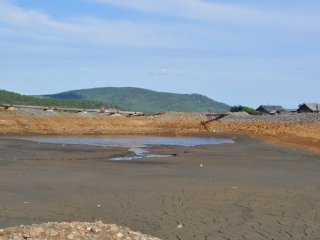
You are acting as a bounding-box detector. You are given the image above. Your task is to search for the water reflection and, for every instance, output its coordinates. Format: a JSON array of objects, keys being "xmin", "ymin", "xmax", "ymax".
[{"xmin": 27, "ymin": 136, "xmax": 234, "ymax": 161}]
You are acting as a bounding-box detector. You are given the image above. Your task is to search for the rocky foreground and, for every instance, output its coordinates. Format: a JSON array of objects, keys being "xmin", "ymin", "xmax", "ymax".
[{"xmin": 0, "ymin": 222, "xmax": 161, "ymax": 240}]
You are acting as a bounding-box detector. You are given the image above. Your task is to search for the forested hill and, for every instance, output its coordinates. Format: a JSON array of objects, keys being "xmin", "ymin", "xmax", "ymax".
[
  {"xmin": 0, "ymin": 90, "xmax": 117, "ymax": 109},
  {"xmin": 46, "ymin": 87, "xmax": 230, "ymax": 113}
]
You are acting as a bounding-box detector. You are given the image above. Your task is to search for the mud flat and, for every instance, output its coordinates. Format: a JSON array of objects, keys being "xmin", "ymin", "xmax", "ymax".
[{"xmin": 0, "ymin": 136, "xmax": 319, "ymax": 240}]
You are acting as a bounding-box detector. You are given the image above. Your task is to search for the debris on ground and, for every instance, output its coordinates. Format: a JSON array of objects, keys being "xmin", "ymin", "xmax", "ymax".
[{"xmin": 0, "ymin": 222, "xmax": 161, "ymax": 240}]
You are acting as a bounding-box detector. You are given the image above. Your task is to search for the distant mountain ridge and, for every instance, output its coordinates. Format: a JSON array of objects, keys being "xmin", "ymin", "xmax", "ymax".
[
  {"xmin": 45, "ymin": 87, "xmax": 230, "ymax": 113},
  {"xmin": 0, "ymin": 90, "xmax": 117, "ymax": 109}
]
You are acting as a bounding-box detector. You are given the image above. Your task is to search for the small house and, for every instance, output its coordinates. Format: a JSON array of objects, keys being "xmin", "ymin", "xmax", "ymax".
[
  {"xmin": 256, "ymin": 105, "xmax": 285, "ymax": 115},
  {"xmin": 298, "ymin": 103, "xmax": 320, "ymax": 113}
]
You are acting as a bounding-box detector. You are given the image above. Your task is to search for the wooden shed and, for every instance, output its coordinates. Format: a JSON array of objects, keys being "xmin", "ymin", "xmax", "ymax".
[
  {"xmin": 298, "ymin": 103, "xmax": 320, "ymax": 113},
  {"xmin": 256, "ymin": 105, "xmax": 285, "ymax": 115}
]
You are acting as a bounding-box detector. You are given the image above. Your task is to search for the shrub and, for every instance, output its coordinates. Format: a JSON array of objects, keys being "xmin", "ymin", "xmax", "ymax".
[{"xmin": 230, "ymin": 105, "xmax": 260, "ymax": 115}]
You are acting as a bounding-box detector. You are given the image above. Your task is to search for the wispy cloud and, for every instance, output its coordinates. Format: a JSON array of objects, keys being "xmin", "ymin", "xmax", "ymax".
[
  {"xmin": 0, "ymin": 0, "xmax": 179, "ymax": 49},
  {"xmin": 91, "ymin": 0, "xmax": 320, "ymax": 30}
]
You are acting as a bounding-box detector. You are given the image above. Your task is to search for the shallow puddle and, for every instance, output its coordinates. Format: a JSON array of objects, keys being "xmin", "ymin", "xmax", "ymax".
[{"xmin": 25, "ymin": 136, "xmax": 234, "ymax": 160}]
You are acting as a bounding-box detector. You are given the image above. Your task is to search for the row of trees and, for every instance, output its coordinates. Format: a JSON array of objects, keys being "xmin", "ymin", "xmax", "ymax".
[{"xmin": 0, "ymin": 90, "xmax": 119, "ymax": 109}]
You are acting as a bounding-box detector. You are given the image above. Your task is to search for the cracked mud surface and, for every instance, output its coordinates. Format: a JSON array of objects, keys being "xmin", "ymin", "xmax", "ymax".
[{"xmin": 0, "ymin": 137, "xmax": 319, "ymax": 239}]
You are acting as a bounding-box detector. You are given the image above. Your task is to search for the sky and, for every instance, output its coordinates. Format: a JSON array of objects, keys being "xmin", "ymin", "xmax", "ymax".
[{"xmin": 0, "ymin": 0, "xmax": 319, "ymax": 108}]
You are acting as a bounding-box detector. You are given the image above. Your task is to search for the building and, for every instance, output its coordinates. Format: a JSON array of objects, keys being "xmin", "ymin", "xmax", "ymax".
[
  {"xmin": 298, "ymin": 103, "xmax": 320, "ymax": 113},
  {"xmin": 256, "ymin": 105, "xmax": 285, "ymax": 115}
]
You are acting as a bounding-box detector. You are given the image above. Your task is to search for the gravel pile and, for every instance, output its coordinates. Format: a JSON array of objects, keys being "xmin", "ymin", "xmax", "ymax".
[
  {"xmin": 224, "ymin": 112, "xmax": 320, "ymax": 124},
  {"xmin": 0, "ymin": 222, "xmax": 161, "ymax": 240}
]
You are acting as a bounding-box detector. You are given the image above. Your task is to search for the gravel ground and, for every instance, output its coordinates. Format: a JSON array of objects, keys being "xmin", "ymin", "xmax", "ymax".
[
  {"xmin": 0, "ymin": 222, "xmax": 160, "ymax": 240},
  {"xmin": 224, "ymin": 112, "xmax": 320, "ymax": 124},
  {"xmin": 15, "ymin": 108, "xmax": 102, "ymax": 117},
  {"xmin": 11, "ymin": 108, "xmax": 320, "ymax": 124}
]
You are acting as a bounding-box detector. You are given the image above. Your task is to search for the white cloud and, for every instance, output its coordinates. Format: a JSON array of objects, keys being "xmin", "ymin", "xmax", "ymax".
[
  {"xmin": 91, "ymin": 0, "xmax": 320, "ymax": 30},
  {"xmin": 0, "ymin": 1, "xmax": 180, "ymax": 49},
  {"xmin": 0, "ymin": 0, "xmax": 318, "ymax": 56}
]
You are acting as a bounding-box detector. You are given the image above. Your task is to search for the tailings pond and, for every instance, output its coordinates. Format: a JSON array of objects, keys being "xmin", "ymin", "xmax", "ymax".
[{"xmin": 24, "ymin": 136, "xmax": 235, "ymax": 160}]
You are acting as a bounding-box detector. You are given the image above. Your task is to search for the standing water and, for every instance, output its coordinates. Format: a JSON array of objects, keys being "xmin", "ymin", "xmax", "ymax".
[{"xmin": 25, "ymin": 136, "xmax": 235, "ymax": 160}]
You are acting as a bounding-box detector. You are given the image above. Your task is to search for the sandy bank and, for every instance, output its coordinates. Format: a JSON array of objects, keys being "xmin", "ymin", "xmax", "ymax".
[{"xmin": 0, "ymin": 111, "xmax": 319, "ymax": 153}]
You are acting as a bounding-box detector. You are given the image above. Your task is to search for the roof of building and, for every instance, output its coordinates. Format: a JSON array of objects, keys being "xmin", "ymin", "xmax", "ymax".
[
  {"xmin": 300, "ymin": 103, "xmax": 320, "ymax": 111},
  {"xmin": 257, "ymin": 105, "xmax": 285, "ymax": 112}
]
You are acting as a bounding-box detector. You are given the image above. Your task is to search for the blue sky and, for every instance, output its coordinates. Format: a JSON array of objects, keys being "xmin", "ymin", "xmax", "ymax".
[{"xmin": 0, "ymin": 0, "xmax": 319, "ymax": 108}]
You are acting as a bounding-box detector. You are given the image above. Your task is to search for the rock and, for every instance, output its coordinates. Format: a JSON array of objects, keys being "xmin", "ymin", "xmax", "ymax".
[
  {"xmin": 22, "ymin": 233, "xmax": 31, "ymax": 239},
  {"xmin": 11, "ymin": 236, "xmax": 19, "ymax": 240},
  {"xmin": 46, "ymin": 222, "xmax": 54, "ymax": 227},
  {"xmin": 90, "ymin": 227, "xmax": 100, "ymax": 233},
  {"xmin": 29, "ymin": 227, "xmax": 44, "ymax": 238},
  {"xmin": 67, "ymin": 233, "xmax": 74, "ymax": 239},
  {"xmin": 139, "ymin": 235, "xmax": 149, "ymax": 240},
  {"xmin": 177, "ymin": 224, "xmax": 183, "ymax": 229},
  {"xmin": 89, "ymin": 236, "xmax": 102, "ymax": 240},
  {"xmin": 48, "ymin": 229, "xmax": 59, "ymax": 237},
  {"xmin": 116, "ymin": 232, "xmax": 124, "ymax": 238}
]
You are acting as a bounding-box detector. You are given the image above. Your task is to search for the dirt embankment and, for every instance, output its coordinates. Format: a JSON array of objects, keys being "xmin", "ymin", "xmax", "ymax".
[{"xmin": 0, "ymin": 111, "xmax": 319, "ymax": 153}]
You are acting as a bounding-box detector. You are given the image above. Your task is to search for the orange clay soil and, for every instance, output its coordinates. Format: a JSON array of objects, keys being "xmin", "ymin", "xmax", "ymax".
[{"xmin": 0, "ymin": 112, "xmax": 319, "ymax": 154}]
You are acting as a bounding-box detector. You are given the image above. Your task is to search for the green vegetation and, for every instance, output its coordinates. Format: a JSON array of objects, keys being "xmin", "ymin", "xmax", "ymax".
[
  {"xmin": 0, "ymin": 90, "xmax": 117, "ymax": 109},
  {"xmin": 230, "ymin": 105, "xmax": 260, "ymax": 115},
  {"xmin": 46, "ymin": 87, "xmax": 230, "ymax": 113}
]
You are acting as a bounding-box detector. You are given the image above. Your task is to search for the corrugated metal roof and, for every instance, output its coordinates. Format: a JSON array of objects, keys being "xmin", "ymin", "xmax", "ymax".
[
  {"xmin": 257, "ymin": 105, "xmax": 285, "ymax": 112},
  {"xmin": 303, "ymin": 103, "xmax": 320, "ymax": 111}
]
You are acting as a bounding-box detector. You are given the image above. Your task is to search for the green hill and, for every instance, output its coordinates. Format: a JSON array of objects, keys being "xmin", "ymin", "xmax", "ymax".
[
  {"xmin": 0, "ymin": 90, "xmax": 117, "ymax": 109},
  {"xmin": 45, "ymin": 87, "xmax": 230, "ymax": 113}
]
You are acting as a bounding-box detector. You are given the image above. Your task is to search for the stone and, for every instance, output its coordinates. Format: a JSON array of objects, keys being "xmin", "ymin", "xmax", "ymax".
[
  {"xmin": 11, "ymin": 235, "xmax": 22, "ymax": 240},
  {"xmin": 140, "ymin": 235, "xmax": 149, "ymax": 240},
  {"xmin": 90, "ymin": 227, "xmax": 100, "ymax": 233},
  {"xmin": 67, "ymin": 233, "xmax": 74, "ymax": 239},
  {"xmin": 89, "ymin": 236, "xmax": 102, "ymax": 240},
  {"xmin": 116, "ymin": 232, "xmax": 124, "ymax": 238},
  {"xmin": 177, "ymin": 224, "xmax": 183, "ymax": 229},
  {"xmin": 46, "ymin": 222, "xmax": 54, "ymax": 227},
  {"xmin": 22, "ymin": 233, "xmax": 31, "ymax": 239},
  {"xmin": 48, "ymin": 229, "xmax": 59, "ymax": 237},
  {"xmin": 29, "ymin": 227, "xmax": 44, "ymax": 238}
]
